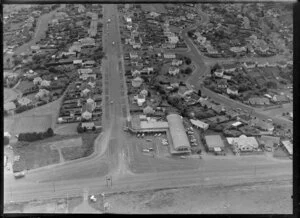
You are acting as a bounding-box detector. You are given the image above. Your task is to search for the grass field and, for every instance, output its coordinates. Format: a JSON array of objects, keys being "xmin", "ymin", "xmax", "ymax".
[
  {"xmin": 12, "ymin": 115, "xmax": 52, "ymax": 134},
  {"xmin": 61, "ymin": 133, "xmax": 98, "ymax": 161},
  {"xmin": 4, "ymin": 88, "xmax": 20, "ymax": 103}
]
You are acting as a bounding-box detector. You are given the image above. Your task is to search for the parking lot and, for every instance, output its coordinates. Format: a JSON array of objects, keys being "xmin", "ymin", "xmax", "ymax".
[{"xmin": 124, "ymin": 131, "xmax": 200, "ymax": 174}]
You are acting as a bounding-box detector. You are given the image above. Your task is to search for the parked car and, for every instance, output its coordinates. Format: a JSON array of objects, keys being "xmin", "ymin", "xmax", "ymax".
[
  {"xmin": 146, "ymin": 139, "xmax": 152, "ymax": 142},
  {"xmin": 148, "ymin": 147, "xmax": 154, "ymax": 151},
  {"xmin": 142, "ymin": 149, "xmax": 150, "ymax": 153},
  {"xmin": 180, "ymin": 156, "xmax": 187, "ymax": 159}
]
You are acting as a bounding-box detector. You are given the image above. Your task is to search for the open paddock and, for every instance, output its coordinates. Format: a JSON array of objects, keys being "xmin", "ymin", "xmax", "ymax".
[{"xmin": 12, "ymin": 115, "xmax": 52, "ymax": 135}]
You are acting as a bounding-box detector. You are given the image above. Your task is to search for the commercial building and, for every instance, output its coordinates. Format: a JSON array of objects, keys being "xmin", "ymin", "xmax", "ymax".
[
  {"xmin": 227, "ymin": 135, "xmax": 259, "ymax": 152},
  {"xmin": 167, "ymin": 114, "xmax": 191, "ymax": 153},
  {"xmin": 190, "ymin": 119, "xmax": 209, "ymax": 130},
  {"xmin": 204, "ymin": 135, "xmax": 225, "ymax": 152}
]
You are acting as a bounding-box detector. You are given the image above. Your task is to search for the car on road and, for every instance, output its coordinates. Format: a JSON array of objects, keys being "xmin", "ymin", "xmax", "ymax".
[
  {"xmin": 142, "ymin": 149, "xmax": 150, "ymax": 153},
  {"xmin": 180, "ymin": 156, "xmax": 187, "ymax": 159},
  {"xmin": 157, "ymin": 133, "xmax": 161, "ymax": 137},
  {"xmin": 112, "ymin": 41, "xmax": 115, "ymax": 45},
  {"xmin": 14, "ymin": 171, "xmax": 25, "ymax": 179},
  {"xmin": 148, "ymin": 147, "xmax": 154, "ymax": 151}
]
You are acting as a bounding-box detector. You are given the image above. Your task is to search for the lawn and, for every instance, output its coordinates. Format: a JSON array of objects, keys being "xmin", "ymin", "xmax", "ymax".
[
  {"xmin": 12, "ymin": 115, "xmax": 52, "ymax": 135},
  {"xmin": 61, "ymin": 133, "xmax": 98, "ymax": 161},
  {"xmin": 4, "ymin": 88, "xmax": 20, "ymax": 103},
  {"xmin": 12, "ymin": 135, "xmax": 78, "ymax": 172},
  {"xmin": 15, "ymin": 80, "xmax": 35, "ymax": 93}
]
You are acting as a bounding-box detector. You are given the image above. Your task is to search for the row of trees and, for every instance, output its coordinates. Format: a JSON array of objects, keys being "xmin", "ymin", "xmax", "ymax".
[{"xmin": 18, "ymin": 128, "xmax": 54, "ymax": 142}]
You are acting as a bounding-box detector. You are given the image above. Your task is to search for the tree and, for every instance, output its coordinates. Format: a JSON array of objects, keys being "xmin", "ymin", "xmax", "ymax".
[
  {"xmin": 185, "ymin": 57, "xmax": 192, "ymax": 65},
  {"xmin": 4, "ymin": 136, "xmax": 9, "ymax": 146},
  {"xmin": 187, "ymin": 30, "xmax": 194, "ymax": 38},
  {"xmin": 83, "ymin": 127, "xmax": 87, "ymax": 132},
  {"xmin": 47, "ymin": 128, "xmax": 54, "ymax": 137},
  {"xmin": 77, "ymin": 124, "xmax": 84, "ymax": 133},
  {"xmin": 185, "ymin": 67, "xmax": 192, "ymax": 74},
  {"xmin": 198, "ymin": 90, "xmax": 202, "ymax": 96}
]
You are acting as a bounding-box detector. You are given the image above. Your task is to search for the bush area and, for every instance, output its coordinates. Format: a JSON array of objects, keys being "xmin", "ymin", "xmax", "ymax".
[
  {"xmin": 4, "ymin": 136, "xmax": 10, "ymax": 145},
  {"xmin": 18, "ymin": 128, "xmax": 54, "ymax": 142},
  {"xmin": 61, "ymin": 133, "xmax": 98, "ymax": 161}
]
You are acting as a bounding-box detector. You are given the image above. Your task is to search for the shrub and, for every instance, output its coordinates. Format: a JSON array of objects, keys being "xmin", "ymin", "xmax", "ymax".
[{"xmin": 4, "ymin": 136, "xmax": 9, "ymax": 146}]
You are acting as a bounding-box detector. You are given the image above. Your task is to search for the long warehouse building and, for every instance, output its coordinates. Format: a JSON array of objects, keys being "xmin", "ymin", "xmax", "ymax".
[{"xmin": 166, "ymin": 113, "xmax": 191, "ymax": 153}]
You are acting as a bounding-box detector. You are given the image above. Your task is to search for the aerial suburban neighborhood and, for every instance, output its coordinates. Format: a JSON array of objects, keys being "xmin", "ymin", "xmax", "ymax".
[{"xmin": 4, "ymin": 3, "xmax": 293, "ymax": 214}]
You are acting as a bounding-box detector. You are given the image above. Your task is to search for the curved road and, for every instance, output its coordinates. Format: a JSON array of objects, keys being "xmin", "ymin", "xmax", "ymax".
[{"xmin": 4, "ymin": 5, "xmax": 292, "ymax": 206}]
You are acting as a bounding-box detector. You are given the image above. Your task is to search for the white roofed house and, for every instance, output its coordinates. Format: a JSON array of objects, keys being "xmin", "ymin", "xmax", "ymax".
[
  {"xmin": 132, "ymin": 76, "xmax": 143, "ymax": 88},
  {"xmin": 136, "ymin": 94, "xmax": 146, "ymax": 106},
  {"xmin": 227, "ymin": 135, "xmax": 259, "ymax": 152},
  {"xmin": 73, "ymin": 59, "xmax": 83, "ymax": 65},
  {"xmin": 172, "ymin": 59, "xmax": 183, "ymax": 66},
  {"xmin": 132, "ymin": 43, "xmax": 141, "ymax": 49},
  {"xmin": 79, "ymin": 37, "xmax": 95, "ymax": 47},
  {"xmin": 226, "ymin": 87, "xmax": 239, "ymax": 95},
  {"xmin": 243, "ymin": 61, "xmax": 256, "ymax": 69},
  {"xmin": 17, "ymin": 97, "xmax": 32, "ymax": 106},
  {"xmin": 86, "ymin": 97, "xmax": 96, "ymax": 111},
  {"xmin": 130, "ymin": 52, "xmax": 138, "ymax": 59},
  {"xmin": 35, "ymin": 89, "xmax": 50, "ymax": 100},
  {"xmin": 164, "ymin": 53, "xmax": 176, "ymax": 59},
  {"xmin": 214, "ymin": 69, "xmax": 224, "ymax": 77},
  {"xmin": 281, "ymin": 140, "xmax": 293, "ymax": 156},
  {"xmin": 81, "ymin": 88, "xmax": 91, "ymax": 97},
  {"xmin": 190, "ymin": 119, "xmax": 209, "ymax": 131},
  {"xmin": 40, "ymin": 80, "xmax": 51, "ymax": 87},
  {"xmin": 132, "ymin": 69, "xmax": 141, "ymax": 77},
  {"xmin": 33, "ymin": 76, "xmax": 43, "ymax": 85},
  {"xmin": 140, "ymin": 89, "xmax": 148, "ymax": 97},
  {"xmin": 168, "ymin": 36, "xmax": 179, "ymax": 44},
  {"xmin": 81, "ymin": 103, "xmax": 93, "ymax": 121},
  {"xmin": 168, "ymin": 67, "xmax": 180, "ymax": 76}
]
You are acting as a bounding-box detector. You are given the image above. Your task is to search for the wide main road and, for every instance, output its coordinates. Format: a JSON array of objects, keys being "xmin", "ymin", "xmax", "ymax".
[{"xmin": 4, "ymin": 5, "xmax": 292, "ymax": 206}]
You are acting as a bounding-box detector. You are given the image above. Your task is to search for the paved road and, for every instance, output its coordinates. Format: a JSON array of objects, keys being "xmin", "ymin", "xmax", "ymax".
[{"xmin": 4, "ymin": 5, "xmax": 292, "ymax": 207}]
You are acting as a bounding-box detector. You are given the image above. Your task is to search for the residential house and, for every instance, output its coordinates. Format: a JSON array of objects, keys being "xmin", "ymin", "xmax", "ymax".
[
  {"xmin": 136, "ymin": 94, "xmax": 146, "ymax": 106},
  {"xmin": 33, "ymin": 76, "xmax": 43, "ymax": 85},
  {"xmin": 226, "ymin": 87, "xmax": 239, "ymax": 95},
  {"xmin": 79, "ymin": 37, "xmax": 95, "ymax": 47},
  {"xmin": 168, "ymin": 36, "xmax": 179, "ymax": 44},
  {"xmin": 73, "ymin": 59, "xmax": 83, "ymax": 65},
  {"xmin": 17, "ymin": 97, "xmax": 31, "ymax": 106},
  {"xmin": 140, "ymin": 89, "xmax": 148, "ymax": 97},
  {"xmin": 223, "ymin": 64, "xmax": 237, "ymax": 73},
  {"xmin": 257, "ymin": 135, "xmax": 280, "ymax": 150},
  {"xmin": 204, "ymin": 135, "xmax": 225, "ymax": 152},
  {"xmin": 132, "ymin": 69, "xmax": 141, "ymax": 77},
  {"xmin": 83, "ymin": 60, "xmax": 96, "ymax": 67},
  {"xmin": 132, "ymin": 76, "xmax": 143, "ymax": 88},
  {"xmin": 281, "ymin": 140, "xmax": 293, "ymax": 155},
  {"xmin": 130, "ymin": 52, "xmax": 138, "ymax": 59},
  {"xmin": 78, "ymin": 68, "xmax": 93, "ymax": 75},
  {"xmin": 40, "ymin": 80, "xmax": 51, "ymax": 87},
  {"xmin": 271, "ymin": 95, "xmax": 289, "ymax": 103},
  {"xmin": 80, "ymin": 73, "xmax": 96, "ymax": 80},
  {"xmin": 163, "ymin": 53, "xmax": 176, "ymax": 59},
  {"xmin": 86, "ymin": 97, "xmax": 96, "ymax": 111},
  {"xmin": 267, "ymin": 62, "xmax": 277, "ymax": 67},
  {"xmin": 81, "ymin": 122, "xmax": 95, "ymax": 130},
  {"xmin": 277, "ymin": 61, "xmax": 287, "ymax": 68},
  {"xmin": 35, "ymin": 89, "xmax": 50, "ymax": 100},
  {"xmin": 257, "ymin": 62, "xmax": 267, "ymax": 68},
  {"xmin": 230, "ymin": 46, "xmax": 246, "ymax": 54},
  {"xmin": 143, "ymin": 105, "xmax": 155, "ymax": 115},
  {"xmin": 81, "ymin": 88, "xmax": 91, "ymax": 97},
  {"xmin": 222, "ymin": 75, "xmax": 232, "ymax": 80},
  {"xmin": 172, "ymin": 59, "xmax": 183, "ymax": 66},
  {"xmin": 248, "ymin": 97, "xmax": 270, "ymax": 105},
  {"xmin": 227, "ymin": 135, "xmax": 259, "ymax": 152},
  {"xmin": 81, "ymin": 103, "xmax": 93, "ymax": 120},
  {"xmin": 168, "ymin": 67, "xmax": 180, "ymax": 76},
  {"xmin": 237, "ymin": 114, "xmax": 252, "ymax": 124},
  {"xmin": 243, "ymin": 61, "xmax": 256, "ymax": 69},
  {"xmin": 250, "ymin": 118, "xmax": 274, "ymax": 132},
  {"xmin": 226, "ymin": 109, "xmax": 239, "ymax": 119},
  {"xmin": 214, "ymin": 69, "xmax": 224, "ymax": 77},
  {"xmin": 190, "ymin": 119, "xmax": 209, "ymax": 130}
]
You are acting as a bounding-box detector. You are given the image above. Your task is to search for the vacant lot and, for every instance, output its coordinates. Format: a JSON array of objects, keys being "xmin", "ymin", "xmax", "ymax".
[
  {"xmin": 12, "ymin": 115, "xmax": 52, "ymax": 135},
  {"xmin": 61, "ymin": 133, "xmax": 98, "ymax": 161}
]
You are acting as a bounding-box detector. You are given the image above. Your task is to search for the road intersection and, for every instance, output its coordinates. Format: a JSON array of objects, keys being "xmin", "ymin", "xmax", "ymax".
[{"xmin": 4, "ymin": 5, "xmax": 292, "ymax": 208}]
